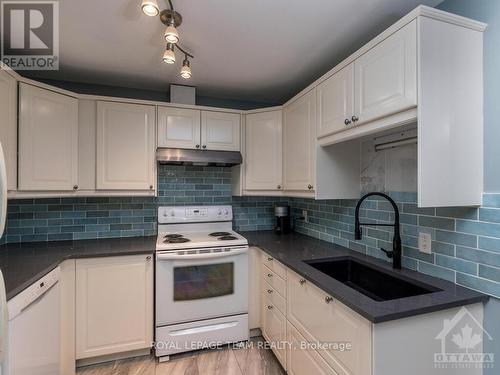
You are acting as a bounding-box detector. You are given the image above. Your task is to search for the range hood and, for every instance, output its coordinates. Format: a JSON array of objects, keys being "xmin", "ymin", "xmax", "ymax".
[{"xmin": 157, "ymin": 148, "xmax": 242, "ymax": 167}]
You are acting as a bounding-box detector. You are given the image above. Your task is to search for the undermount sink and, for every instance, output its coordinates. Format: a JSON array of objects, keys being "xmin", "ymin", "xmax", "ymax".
[{"xmin": 304, "ymin": 257, "xmax": 440, "ymax": 302}]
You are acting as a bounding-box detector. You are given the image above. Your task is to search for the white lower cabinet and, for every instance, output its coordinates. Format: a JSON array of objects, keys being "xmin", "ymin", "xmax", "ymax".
[
  {"xmin": 258, "ymin": 249, "xmax": 371, "ymax": 375},
  {"xmin": 287, "ymin": 270, "xmax": 372, "ymax": 375},
  {"xmin": 261, "ymin": 293, "xmax": 287, "ymax": 369},
  {"xmin": 287, "ymin": 322, "xmax": 338, "ymax": 375},
  {"xmin": 75, "ymin": 255, "xmax": 154, "ymax": 359},
  {"xmin": 248, "ymin": 247, "xmax": 261, "ymax": 330}
]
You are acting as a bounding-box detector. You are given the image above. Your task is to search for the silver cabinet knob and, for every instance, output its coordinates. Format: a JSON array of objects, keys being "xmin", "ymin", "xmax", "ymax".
[
  {"xmin": 267, "ymin": 273, "xmax": 273, "ymax": 278},
  {"xmin": 299, "ymin": 279, "xmax": 306, "ymax": 285},
  {"xmin": 267, "ymin": 305, "xmax": 273, "ymax": 310},
  {"xmin": 351, "ymin": 115, "xmax": 359, "ymax": 123},
  {"xmin": 196, "ymin": 144, "xmax": 200, "ymax": 148},
  {"xmin": 307, "ymin": 184, "xmax": 313, "ymax": 190},
  {"xmin": 344, "ymin": 118, "xmax": 351, "ymax": 125},
  {"xmin": 73, "ymin": 185, "xmax": 79, "ymax": 190},
  {"xmin": 267, "ymin": 289, "xmax": 273, "ymax": 294},
  {"xmin": 146, "ymin": 255, "xmax": 152, "ymax": 261},
  {"xmin": 325, "ymin": 296, "xmax": 334, "ymax": 304},
  {"xmin": 202, "ymin": 145, "xmax": 207, "ymax": 149},
  {"xmin": 267, "ymin": 257, "xmax": 273, "ymax": 262}
]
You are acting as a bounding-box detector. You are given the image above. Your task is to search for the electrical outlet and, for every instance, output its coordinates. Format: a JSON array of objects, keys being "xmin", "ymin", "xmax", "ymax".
[
  {"xmin": 302, "ymin": 210, "xmax": 308, "ymax": 223},
  {"xmin": 419, "ymin": 232, "xmax": 432, "ymax": 254}
]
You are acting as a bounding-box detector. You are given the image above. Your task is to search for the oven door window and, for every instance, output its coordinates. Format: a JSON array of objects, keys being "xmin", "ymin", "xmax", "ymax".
[{"xmin": 173, "ymin": 262, "xmax": 234, "ymax": 301}]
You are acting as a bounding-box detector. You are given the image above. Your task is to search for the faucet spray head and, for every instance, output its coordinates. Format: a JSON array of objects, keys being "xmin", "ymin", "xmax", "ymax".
[{"xmin": 354, "ymin": 225, "xmax": 362, "ymax": 240}]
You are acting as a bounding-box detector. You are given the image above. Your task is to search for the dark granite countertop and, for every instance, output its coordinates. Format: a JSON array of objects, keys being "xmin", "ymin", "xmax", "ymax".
[
  {"xmin": 0, "ymin": 236, "xmax": 156, "ymax": 300},
  {"xmin": 241, "ymin": 230, "xmax": 489, "ymax": 323}
]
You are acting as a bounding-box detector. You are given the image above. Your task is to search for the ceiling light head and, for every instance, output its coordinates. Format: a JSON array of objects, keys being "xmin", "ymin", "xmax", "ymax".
[
  {"xmin": 180, "ymin": 57, "xmax": 192, "ymax": 79},
  {"xmin": 164, "ymin": 24, "xmax": 179, "ymax": 44},
  {"xmin": 163, "ymin": 43, "xmax": 176, "ymax": 64},
  {"xmin": 141, "ymin": 0, "xmax": 159, "ymax": 16}
]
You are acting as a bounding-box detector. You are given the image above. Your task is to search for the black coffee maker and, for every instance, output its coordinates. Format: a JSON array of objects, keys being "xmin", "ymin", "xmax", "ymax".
[{"xmin": 274, "ymin": 205, "xmax": 291, "ymax": 234}]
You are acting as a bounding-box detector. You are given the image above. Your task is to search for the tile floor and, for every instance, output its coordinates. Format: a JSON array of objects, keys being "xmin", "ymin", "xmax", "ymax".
[{"xmin": 77, "ymin": 338, "xmax": 285, "ymax": 375}]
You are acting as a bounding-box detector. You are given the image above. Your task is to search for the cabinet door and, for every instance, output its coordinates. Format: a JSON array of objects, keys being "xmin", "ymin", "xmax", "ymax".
[
  {"xmin": 157, "ymin": 107, "xmax": 200, "ymax": 149},
  {"xmin": 287, "ymin": 322, "xmax": 338, "ymax": 375},
  {"xmin": 201, "ymin": 111, "xmax": 240, "ymax": 151},
  {"xmin": 96, "ymin": 101, "xmax": 155, "ymax": 190},
  {"xmin": 317, "ymin": 63, "xmax": 354, "ymax": 138},
  {"xmin": 261, "ymin": 294, "xmax": 287, "ymax": 369},
  {"xmin": 244, "ymin": 111, "xmax": 282, "ymax": 190},
  {"xmin": 283, "ymin": 90, "xmax": 316, "ymax": 192},
  {"xmin": 249, "ymin": 247, "xmax": 261, "ymax": 330},
  {"xmin": 0, "ymin": 70, "xmax": 17, "ymax": 190},
  {"xmin": 18, "ymin": 84, "xmax": 78, "ymax": 191},
  {"xmin": 287, "ymin": 271, "xmax": 372, "ymax": 375},
  {"xmin": 354, "ymin": 20, "xmax": 417, "ymax": 125},
  {"xmin": 76, "ymin": 255, "xmax": 153, "ymax": 359}
]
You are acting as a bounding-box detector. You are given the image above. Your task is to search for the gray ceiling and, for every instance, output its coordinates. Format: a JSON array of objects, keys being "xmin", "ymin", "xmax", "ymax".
[{"xmin": 24, "ymin": 0, "xmax": 443, "ymax": 104}]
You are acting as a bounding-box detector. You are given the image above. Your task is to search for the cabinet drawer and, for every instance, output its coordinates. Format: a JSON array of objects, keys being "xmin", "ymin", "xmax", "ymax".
[
  {"xmin": 287, "ymin": 322, "xmax": 339, "ymax": 375},
  {"xmin": 261, "ymin": 253, "xmax": 287, "ymax": 280},
  {"xmin": 261, "ymin": 279, "xmax": 286, "ymax": 315},
  {"xmin": 287, "ymin": 270, "xmax": 372, "ymax": 375},
  {"xmin": 261, "ymin": 293, "xmax": 287, "ymax": 370},
  {"xmin": 261, "ymin": 264, "xmax": 286, "ymax": 298}
]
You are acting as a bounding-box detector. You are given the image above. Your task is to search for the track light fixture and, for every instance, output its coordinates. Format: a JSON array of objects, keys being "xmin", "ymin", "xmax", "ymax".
[
  {"xmin": 141, "ymin": 0, "xmax": 194, "ymax": 79},
  {"xmin": 164, "ymin": 19, "xmax": 179, "ymax": 44},
  {"xmin": 163, "ymin": 43, "xmax": 176, "ymax": 64},
  {"xmin": 180, "ymin": 57, "xmax": 192, "ymax": 79},
  {"xmin": 141, "ymin": 0, "xmax": 159, "ymax": 16}
]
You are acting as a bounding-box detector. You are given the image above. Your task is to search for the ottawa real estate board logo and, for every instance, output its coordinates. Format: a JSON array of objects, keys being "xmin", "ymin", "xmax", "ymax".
[
  {"xmin": 1, "ymin": 1, "xmax": 59, "ymax": 70},
  {"xmin": 434, "ymin": 306, "xmax": 494, "ymax": 369}
]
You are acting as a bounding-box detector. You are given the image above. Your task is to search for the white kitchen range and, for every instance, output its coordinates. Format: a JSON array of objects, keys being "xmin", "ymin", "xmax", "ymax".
[
  {"xmin": 155, "ymin": 206, "xmax": 249, "ymax": 360},
  {"xmin": 0, "ymin": 1, "xmax": 499, "ymax": 375}
]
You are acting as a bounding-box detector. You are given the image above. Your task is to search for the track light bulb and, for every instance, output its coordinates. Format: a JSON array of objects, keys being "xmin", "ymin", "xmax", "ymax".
[
  {"xmin": 180, "ymin": 58, "xmax": 192, "ymax": 79},
  {"xmin": 164, "ymin": 24, "xmax": 179, "ymax": 44},
  {"xmin": 163, "ymin": 44, "xmax": 176, "ymax": 64},
  {"xmin": 141, "ymin": 0, "xmax": 159, "ymax": 16}
]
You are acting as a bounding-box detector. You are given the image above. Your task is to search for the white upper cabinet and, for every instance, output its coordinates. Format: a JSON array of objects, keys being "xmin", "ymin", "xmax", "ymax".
[
  {"xmin": 354, "ymin": 20, "xmax": 417, "ymax": 125},
  {"xmin": 18, "ymin": 83, "xmax": 78, "ymax": 191},
  {"xmin": 157, "ymin": 107, "xmax": 201, "ymax": 149},
  {"xmin": 201, "ymin": 111, "xmax": 240, "ymax": 151},
  {"xmin": 245, "ymin": 110, "xmax": 282, "ymax": 191},
  {"xmin": 0, "ymin": 69, "xmax": 17, "ymax": 191},
  {"xmin": 157, "ymin": 107, "xmax": 240, "ymax": 151},
  {"xmin": 283, "ymin": 90, "xmax": 316, "ymax": 192},
  {"xmin": 96, "ymin": 101, "xmax": 155, "ymax": 191},
  {"xmin": 317, "ymin": 63, "xmax": 355, "ymax": 138}
]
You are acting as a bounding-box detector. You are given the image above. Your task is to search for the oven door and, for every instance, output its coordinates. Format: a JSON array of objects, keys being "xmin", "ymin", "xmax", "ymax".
[{"xmin": 156, "ymin": 246, "xmax": 248, "ymax": 326}]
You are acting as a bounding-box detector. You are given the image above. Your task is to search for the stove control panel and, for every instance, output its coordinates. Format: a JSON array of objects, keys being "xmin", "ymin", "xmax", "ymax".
[{"xmin": 158, "ymin": 205, "xmax": 233, "ymax": 223}]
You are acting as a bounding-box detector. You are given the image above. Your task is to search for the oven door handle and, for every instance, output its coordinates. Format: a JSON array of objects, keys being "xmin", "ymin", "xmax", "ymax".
[{"xmin": 156, "ymin": 247, "xmax": 248, "ymax": 260}]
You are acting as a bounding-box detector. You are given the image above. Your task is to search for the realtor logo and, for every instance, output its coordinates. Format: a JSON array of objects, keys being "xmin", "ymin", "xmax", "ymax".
[
  {"xmin": 434, "ymin": 306, "xmax": 494, "ymax": 369},
  {"xmin": 1, "ymin": 0, "xmax": 59, "ymax": 69}
]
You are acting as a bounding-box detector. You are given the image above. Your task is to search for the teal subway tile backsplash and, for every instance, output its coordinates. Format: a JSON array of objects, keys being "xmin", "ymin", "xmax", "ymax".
[
  {"xmin": 289, "ymin": 192, "xmax": 500, "ymax": 299},
  {"xmin": 0, "ymin": 165, "xmax": 278, "ymax": 244}
]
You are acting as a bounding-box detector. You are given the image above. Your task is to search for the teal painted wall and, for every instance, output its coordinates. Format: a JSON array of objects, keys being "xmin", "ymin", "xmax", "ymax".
[
  {"xmin": 438, "ymin": 0, "xmax": 500, "ymax": 193},
  {"xmin": 436, "ymin": 1, "xmax": 500, "ymax": 371}
]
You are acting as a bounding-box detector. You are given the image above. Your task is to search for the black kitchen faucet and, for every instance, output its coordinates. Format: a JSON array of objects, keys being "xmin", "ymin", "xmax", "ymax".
[{"xmin": 354, "ymin": 192, "xmax": 402, "ymax": 269}]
